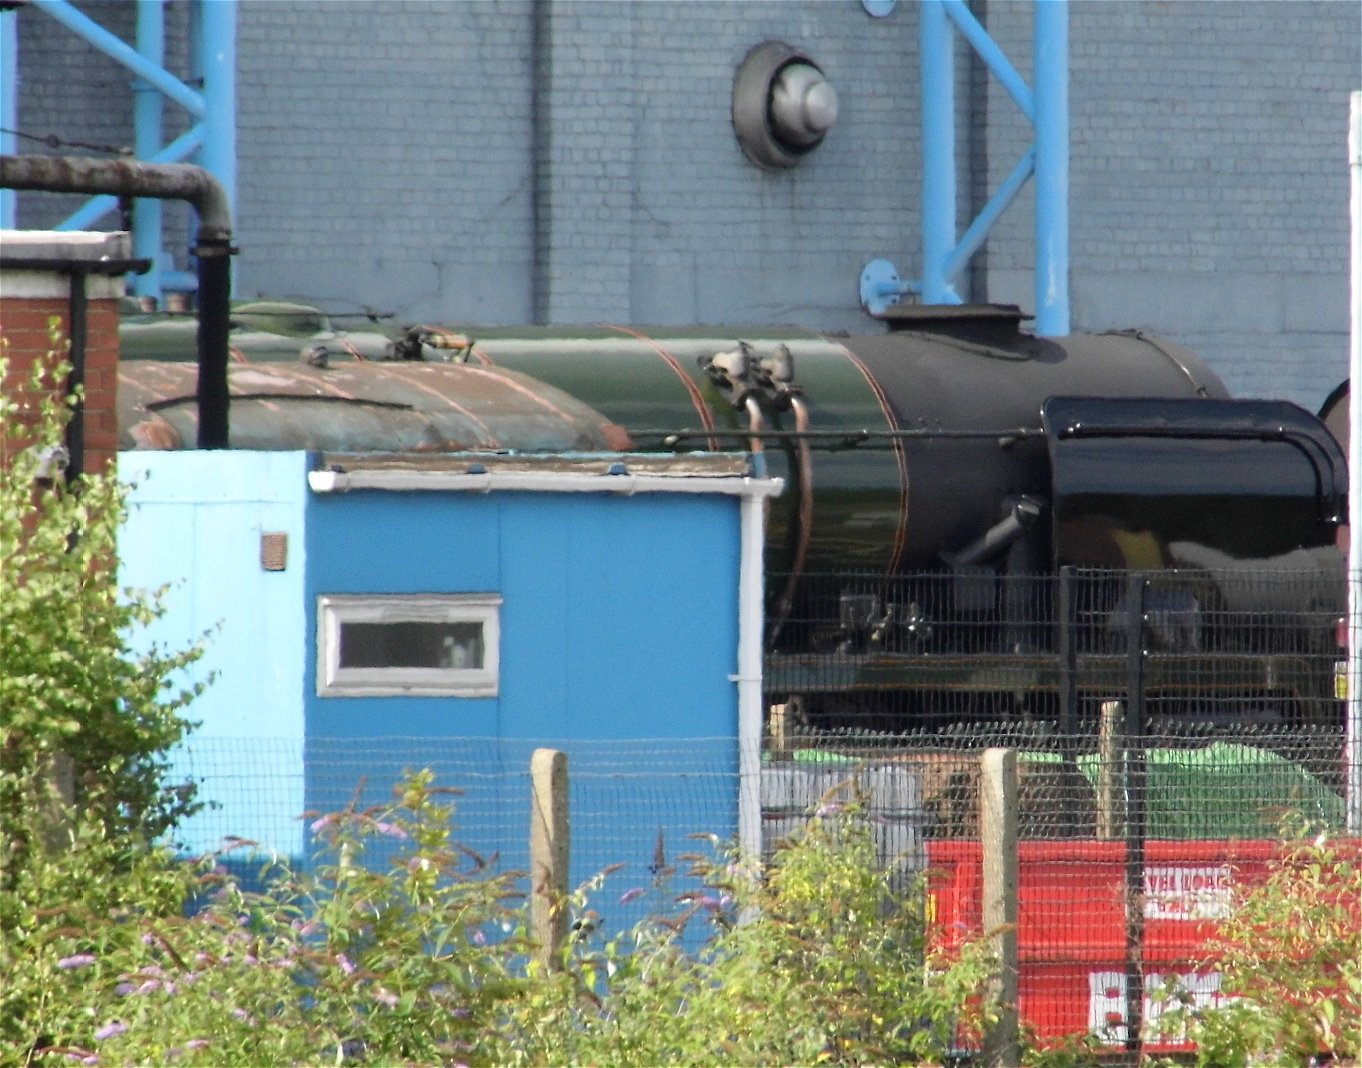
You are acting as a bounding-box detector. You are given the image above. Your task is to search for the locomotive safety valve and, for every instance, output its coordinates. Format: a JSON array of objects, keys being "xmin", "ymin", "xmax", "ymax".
[{"xmin": 422, "ymin": 331, "xmax": 473, "ymax": 351}]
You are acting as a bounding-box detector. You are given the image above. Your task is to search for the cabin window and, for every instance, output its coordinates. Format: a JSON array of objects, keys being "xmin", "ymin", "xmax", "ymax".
[{"xmin": 317, "ymin": 594, "xmax": 501, "ymax": 697}]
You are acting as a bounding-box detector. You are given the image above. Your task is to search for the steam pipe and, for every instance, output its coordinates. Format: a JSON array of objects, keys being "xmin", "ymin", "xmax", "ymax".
[
  {"xmin": 941, "ymin": 495, "xmax": 1043, "ymax": 569},
  {"xmin": 0, "ymin": 154, "xmax": 236, "ymax": 448},
  {"xmin": 742, "ymin": 394, "xmax": 765, "ymax": 455},
  {"xmin": 768, "ymin": 395, "xmax": 814, "ymax": 649}
]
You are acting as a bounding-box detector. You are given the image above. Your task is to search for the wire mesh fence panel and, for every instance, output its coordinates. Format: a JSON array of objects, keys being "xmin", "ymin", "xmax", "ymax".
[
  {"xmin": 169, "ymin": 736, "xmax": 742, "ymax": 934},
  {"xmin": 160, "ymin": 564, "xmax": 1356, "ymax": 1057},
  {"xmin": 765, "ymin": 567, "xmax": 1344, "ymax": 735},
  {"xmin": 762, "ymin": 565, "xmax": 1356, "ymax": 1054}
]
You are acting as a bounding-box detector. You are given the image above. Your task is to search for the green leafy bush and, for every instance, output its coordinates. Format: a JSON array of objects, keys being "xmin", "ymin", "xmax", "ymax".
[
  {"xmin": 3, "ymin": 776, "xmax": 994, "ymax": 1066},
  {"xmin": 491, "ymin": 798, "xmax": 997, "ymax": 1067},
  {"xmin": 2, "ymin": 770, "xmax": 526, "ymax": 1066},
  {"xmin": 1155, "ymin": 824, "xmax": 1361, "ymax": 1067},
  {"xmin": 0, "ymin": 345, "xmax": 205, "ymax": 859}
]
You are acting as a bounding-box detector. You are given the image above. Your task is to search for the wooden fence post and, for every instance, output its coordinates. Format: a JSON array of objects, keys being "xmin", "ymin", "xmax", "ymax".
[
  {"xmin": 980, "ymin": 747, "xmax": 1019, "ymax": 1068},
  {"xmin": 1097, "ymin": 700, "xmax": 1122, "ymax": 840},
  {"xmin": 530, "ymin": 748, "xmax": 569, "ymax": 971}
]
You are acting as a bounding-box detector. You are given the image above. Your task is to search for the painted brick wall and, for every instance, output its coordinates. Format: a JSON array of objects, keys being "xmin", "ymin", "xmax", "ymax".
[
  {"xmin": 233, "ymin": 0, "xmax": 538, "ymax": 323},
  {"xmin": 12, "ymin": 2, "xmax": 1357, "ymax": 408}
]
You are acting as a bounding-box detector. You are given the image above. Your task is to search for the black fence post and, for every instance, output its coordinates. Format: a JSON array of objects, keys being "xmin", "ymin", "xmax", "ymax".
[
  {"xmin": 1123, "ymin": 572, "xmax": 1148, "ymax": 1053},
  {"xmin": 1058, "ymin": 566, "xmax": 1077, "ymax": 737}
]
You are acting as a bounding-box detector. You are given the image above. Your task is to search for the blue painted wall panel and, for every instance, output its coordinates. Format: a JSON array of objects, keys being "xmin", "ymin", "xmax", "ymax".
[
  {"xmin": 302, "ymin": 488, "xmax": 503, "ymax": 738},
  {"xmin": 119, "ymin": 451, "xmax": 311, "ymax": 857},
  {"xmin": 555, "ymin": 496, "xmax": 739, "ymax": 739},
  {"xmin": 119, "ymin": 458, "xmax": 745, "ymax": 904},
  {"xmin": 303, "ymin": 488, "xmax": 741, "ymax": 741},
  {"xmin": 302, "ymin": 484, "xmax": 744, "ymax": 901}
]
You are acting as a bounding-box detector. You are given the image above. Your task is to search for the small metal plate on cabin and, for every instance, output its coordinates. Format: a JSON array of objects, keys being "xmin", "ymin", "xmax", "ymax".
[{"xmin": 260, "ymin": 532, "xmax": 288, "ymax": 571}]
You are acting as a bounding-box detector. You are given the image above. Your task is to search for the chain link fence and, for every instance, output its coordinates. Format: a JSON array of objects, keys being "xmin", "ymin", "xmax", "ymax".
[
  {"xmin": 169, "ymin": 737, "xmax": 742, "ymax": 936},
  {"xmin": 164, "ymin": 567, "xmax": 1358, "ymax": 1055},
  {"xmin": 764, "ymin": 566, "xmax": 1356, "ymax": 1054}
]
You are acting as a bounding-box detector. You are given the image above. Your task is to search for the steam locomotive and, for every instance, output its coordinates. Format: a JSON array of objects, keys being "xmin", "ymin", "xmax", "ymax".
[{"xmin": 117, "ymin": 300, "xmax": 1348, "ymax": 733}]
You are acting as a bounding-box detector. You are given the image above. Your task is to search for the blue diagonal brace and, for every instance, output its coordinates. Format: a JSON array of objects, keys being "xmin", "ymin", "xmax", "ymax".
[
  {"xmin": 31, "ymin": 0, "xmax": 204, "ymax": 117},
  {"xmin": 862, "ymin": 0, "xmax": 1069, "ymax": 336},
  {"xmin": 57, "ymin": 125, "xmax": 206, "ymax": 230}
]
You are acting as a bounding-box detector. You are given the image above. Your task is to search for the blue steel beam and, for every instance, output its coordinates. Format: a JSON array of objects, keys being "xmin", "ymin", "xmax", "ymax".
[
  {"xmin": 862, "ymin": 0, "xmax": 1070, "ymax": 336},
  {"xmin": 133, "ymin": 0, "xmax": 166, "ymax": 299},
  {"xmin": 943, "ymin": 0, "xmax": 1034, "ymax": 123},
  {"xmin": 1033, "ymin": 0, "xmax": 1070, "ymax": 335},
  {"xmin": 31, "ymin": 0, "xmax": 203, "ymax": 116},
  {"xmin": 919, "ymin": 0, "xmax": 961, "ymax": 306},
  {"xmin": 0, "ymin": 6, "xmax": 16, "ymax": 228},
  {"xmin": 195, "ymin": 0, "xmax": 237, "ymax": 227},
  {"xmin": 943, "ymin": 147, "xmax": 1035, "ymax": 283}
]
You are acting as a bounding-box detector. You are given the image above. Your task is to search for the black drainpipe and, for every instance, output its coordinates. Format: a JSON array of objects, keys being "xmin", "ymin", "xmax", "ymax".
[
  {"xmin": 67, "ymin": 265, "xmax": 87, "ymax": 480},
  {"xmin": 0, "ymin": 154, "xmax": 237, "ymax": 449}
]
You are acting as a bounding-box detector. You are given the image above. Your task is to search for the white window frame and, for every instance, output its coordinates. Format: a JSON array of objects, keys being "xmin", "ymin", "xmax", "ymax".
[{"xmin": 317, "ymin": 593, "xmax": 501, "ymax": 697}]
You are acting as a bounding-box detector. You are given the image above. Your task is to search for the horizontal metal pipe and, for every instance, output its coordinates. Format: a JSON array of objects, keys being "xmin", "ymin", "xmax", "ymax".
[
  {"xmin": 1, "ymin": 154, "xmax": 235, "ymax": 448},
  {"xmin": 57, "ymin": 124, "xmax": 206, "ymax": 231},
  {"xmin": 654, "ymin": 426, "xmax": 1047, "ymax": 446},
  {"xmin": 0, "ymin": 154, "xmax": 231, "ymax": 243}
]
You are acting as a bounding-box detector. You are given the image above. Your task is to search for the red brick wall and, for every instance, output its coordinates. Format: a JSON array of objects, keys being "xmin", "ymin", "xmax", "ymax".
[{"xmin": 1, "ymin": 294, "xmax": 121, "ymax": 475}]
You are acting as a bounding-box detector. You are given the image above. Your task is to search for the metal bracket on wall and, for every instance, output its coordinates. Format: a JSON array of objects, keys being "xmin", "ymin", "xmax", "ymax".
[{"xmin": 859, "ymin": 258, "xmax": 915, "ymax": 317}]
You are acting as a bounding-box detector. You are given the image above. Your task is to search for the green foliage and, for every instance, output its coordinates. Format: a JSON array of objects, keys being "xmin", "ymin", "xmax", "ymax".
[
  {"xmin": 1154, "ymin": 822, "xmax": 1362, "ymax": 1067},
  {"xmin": 491, "ymin": 799, "xmax": 997, "ymax": 1066},
  {"xmin": 0, "ymin": 343, "xmax": 205, "ymax": 858},
  {"xmin": 1, "ymin": 770, "xmax": 528, "ymax": 1066},
  {"xmin": 1, "ymin": 777, "xmax": 994, "ymax": 1066}
]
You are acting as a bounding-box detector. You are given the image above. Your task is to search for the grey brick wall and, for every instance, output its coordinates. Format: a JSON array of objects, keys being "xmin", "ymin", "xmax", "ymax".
[
  {"xmin": 10, "ymin": 0, "xmax": 1358, "ymax": 408},
  {"xmin": 979, "ymin": 0, "xmax": 1357, "ymax": 408},
  {"xmin": 234, "ymin": 0, "xmax": 538, "ymax": 322},
  {"xmin": 529, "ymin": 0, "xmax": 923, "ymax": 328}
]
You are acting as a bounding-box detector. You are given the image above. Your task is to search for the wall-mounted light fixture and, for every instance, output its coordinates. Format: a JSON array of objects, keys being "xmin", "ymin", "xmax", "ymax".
[{"xmin": 732, "ymin": 41, "xmax": 839, "ymax": 170}]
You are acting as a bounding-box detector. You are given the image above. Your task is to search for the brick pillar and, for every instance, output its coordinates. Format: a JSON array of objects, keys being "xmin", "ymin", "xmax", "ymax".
[{"xmin": 1, "ymin": 231, "xmax": 130, "ymax": 476}]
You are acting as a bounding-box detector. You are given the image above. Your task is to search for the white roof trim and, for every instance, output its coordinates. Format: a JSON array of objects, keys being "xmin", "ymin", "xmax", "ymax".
[{"xmin": 308, "ymin": 467, "xmax": 784, "ymax": 499}]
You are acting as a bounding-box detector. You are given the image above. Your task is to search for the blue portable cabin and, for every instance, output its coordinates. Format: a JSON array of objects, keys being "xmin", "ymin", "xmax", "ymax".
[{"xmin": 116, "ymin": 360, "xmax": 778, "ymax": 916}]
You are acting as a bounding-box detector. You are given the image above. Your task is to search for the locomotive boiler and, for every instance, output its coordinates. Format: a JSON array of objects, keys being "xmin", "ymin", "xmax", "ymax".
[{"xmin": 117, "ymin": 300, "xmax": 1348, "ymax": 732}]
